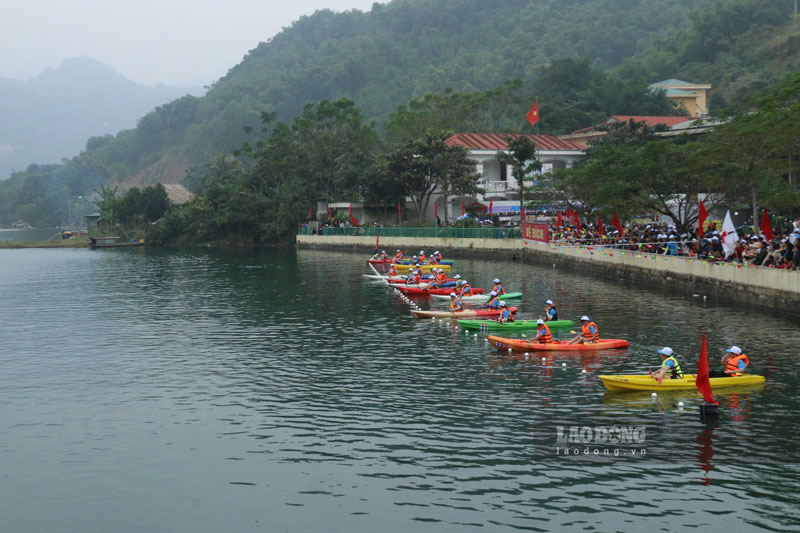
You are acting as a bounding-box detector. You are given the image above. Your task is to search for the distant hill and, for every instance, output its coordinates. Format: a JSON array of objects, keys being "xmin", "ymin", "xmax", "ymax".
[{"xmin": 0, "ymin": 57, "xmax": 202, "ymax": 179}]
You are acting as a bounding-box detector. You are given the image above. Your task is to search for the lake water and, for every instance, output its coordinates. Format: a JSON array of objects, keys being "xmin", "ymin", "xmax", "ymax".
[{"xmin": 0, "ymin": 246, "xmax": 798, "ymax": 532}]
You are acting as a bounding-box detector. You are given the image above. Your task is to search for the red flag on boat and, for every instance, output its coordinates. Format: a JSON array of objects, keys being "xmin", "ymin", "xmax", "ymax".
[
  {"xmin": 489, "ymin": 200, "xmax": 493, "ymax": 217},
  {"xmin": 557, "ymin": 210, "xmax": 563, "ymax": 227},
  {"xmin": 461, "ymin": 199, "xmax": 465, "ymax": 216},
  {"xmin": 597, "ymin": 215, "xmax": 604, "ymax": 235},
  {"xmin": 696, "ymin": 335, "xmax": 718, "ymax": 406},
  {"xmin": 525, "ymin": 101, "xmax": 540, "ymax": 126},
  {"xmin": 698, "ymin": 200, "xmax": 708, "ymax": 238},
  {"xmin": 612, "ymin": 212, "xmax": 623, "ymax": 235},
  {"xmin": 761, "ymin": 208, "xmax": 773, "ymax": 241}
]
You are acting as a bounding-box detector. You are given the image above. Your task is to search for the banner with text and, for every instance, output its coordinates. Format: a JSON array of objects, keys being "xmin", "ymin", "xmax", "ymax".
[{"xmin": 523, "ymin": 222, "xmax": 550, "ymax": 243}]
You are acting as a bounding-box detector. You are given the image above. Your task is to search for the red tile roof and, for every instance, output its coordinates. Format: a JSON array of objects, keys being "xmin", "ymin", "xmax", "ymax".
[{"xmin": 445, "ymin": 133, "xmax": 583, "ymax": 151}]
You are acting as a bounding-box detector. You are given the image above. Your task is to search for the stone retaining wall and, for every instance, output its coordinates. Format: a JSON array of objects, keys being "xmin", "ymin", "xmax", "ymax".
[{"xmin": 296, "ymin": 234, "xmax": 800, "ymax": 312}]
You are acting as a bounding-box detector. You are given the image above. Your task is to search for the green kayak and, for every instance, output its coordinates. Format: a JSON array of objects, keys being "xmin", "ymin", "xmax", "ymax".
[{"xmin": 457, "ymin": 319, "xmax": 574, "ymax": 331}]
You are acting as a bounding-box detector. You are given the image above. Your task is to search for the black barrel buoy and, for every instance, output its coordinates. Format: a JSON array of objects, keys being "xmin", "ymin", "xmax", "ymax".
[{"xmin": 699, "ymin": 402, "xmax": 719, "ymax": 422}]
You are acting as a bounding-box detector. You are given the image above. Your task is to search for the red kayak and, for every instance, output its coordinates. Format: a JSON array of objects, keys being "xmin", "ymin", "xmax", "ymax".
[
  {"xmin": 412, "ymin": 307, "xmax": 518, "ymax": 319},
  {"xmin": 397, "ymin": 285, "xmax": 484, "ymax": 296},
  {"xmin": 367, "ymin": 258, "xmax": 395, "ymax": 265},
  {"xmin": 387, "ymin": 278, "xmax": 457, "ymax": 284},
  {"xmin": 487, "ymin": 335, "xmax": 630, "ymax": 352}
]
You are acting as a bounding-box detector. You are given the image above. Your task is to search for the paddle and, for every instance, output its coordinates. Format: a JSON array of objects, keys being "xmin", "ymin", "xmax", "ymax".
[{"xmin": 368, "ymin": 263, "xmax": 388, "ymax": 284}]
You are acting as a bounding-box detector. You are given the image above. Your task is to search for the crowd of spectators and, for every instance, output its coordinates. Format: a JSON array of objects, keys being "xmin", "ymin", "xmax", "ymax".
[{"xmin": 548, "ymin": 220, "xmax": 800, "ymax": 270}]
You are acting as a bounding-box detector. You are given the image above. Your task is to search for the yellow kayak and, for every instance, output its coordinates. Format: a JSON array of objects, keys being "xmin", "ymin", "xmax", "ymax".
[
  {"xmin": 394, "ymin": 263, "xmax": 451, "ymax": 272},
  {"xmin": 599, "ymin": 374, "xmax": 765, "ymax": 391}
]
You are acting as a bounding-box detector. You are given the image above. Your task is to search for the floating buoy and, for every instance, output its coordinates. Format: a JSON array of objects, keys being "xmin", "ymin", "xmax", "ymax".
[
  {"xmin": 678, "ymin": 401, "xmax": 685, "ymax": 409},
  {"xmin": 561, "ymin": 362, "xmax": 566, "ymax": 368},
  {"xmin": 651, "ymin": 392, "xmax": 657, "ymax": 398},
  {"xmin": 541, "ymin": 357, "xmax": 546, "ymax": 363},
  {"xmin": 473, "ymin": 333, "xmax": 477, "ymax": 337},
  {"xmin": 581, "ymin": 369, "xmax": 587, "ymax": 373},
  {"xmin": 508, "ymin": 348, "xmax": 512, "ymax": 352},
  {"xmin": 524, "ymin": 352, "xmax": 529, "ymax": 356}
]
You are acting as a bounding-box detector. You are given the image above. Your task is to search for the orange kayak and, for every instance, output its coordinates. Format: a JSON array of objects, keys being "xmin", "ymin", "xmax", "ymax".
[{"xmin": 487, "ymin": 335, "xmax": 630, "ymax": 352}]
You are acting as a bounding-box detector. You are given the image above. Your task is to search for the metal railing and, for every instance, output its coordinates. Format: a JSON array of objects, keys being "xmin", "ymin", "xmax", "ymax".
[{"xmin": 298, "ymin": 226, "xmax": 522, "ymax": 239}]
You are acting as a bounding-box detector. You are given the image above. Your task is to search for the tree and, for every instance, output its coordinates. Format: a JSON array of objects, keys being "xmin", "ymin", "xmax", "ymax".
[
  {"xmin": 497, "ymin": 136, "xmax": 542, "ymax": 218},
  {"xmin": 382, "ymin": 132, "xmax": 482, "ymax": 222}
]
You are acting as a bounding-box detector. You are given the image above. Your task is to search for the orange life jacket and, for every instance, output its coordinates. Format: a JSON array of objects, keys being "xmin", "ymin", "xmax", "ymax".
[
  {"xmin": 429, "ymin": 256, "xmax": 438, "ymax": 265},
  {"xmin": 726, "ymin": 354, "xmax": 749, "ymax": 375},
  {"xmin": 499, "ymin": 307, "xmax": 513, "ymax": 323},
  {"xmin": 459, "ymin": 283, "xmax": 472, "ymax": 295},
  {"xmin": 493, "ymin": 283, "xmax": 505, "ymax": 295},
  {"xmin": 450, "ymin": 298, "xmax": 462, "ymax": 311},
  {"xmin": 395, "ymin": 252, "xmax": 403, "ymax": 259},
  {"xmin": 388, "ymin": 266, "xmax": 398, "ymax": 276},
  {"xmin": 380, "ymin": 252, "xmax": 388, "ymax": 260},
  {"xmin": 582, "ymin": 322, "xmax": 599, "ymax": 342},
  {"xmin": 537, "ymin": 324, "xmax": 552, "ymax": 343},
  {"xmin": 485, "ymin": 296, "xmax": 499, "ymax": 309},
  {"xmin": 411, "ymin": 273, "xmax": 422, "ymax": 284},
  {"xmin": 419, "ymin": 253, "xmax": 426, "ymax": 262},
  {"xmin": 436, "ymin": 272, "xmax": 446, "ymax": 282}
]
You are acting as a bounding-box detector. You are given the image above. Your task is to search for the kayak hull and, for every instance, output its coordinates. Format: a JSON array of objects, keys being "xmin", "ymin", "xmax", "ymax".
[
  {"xmin": 459, "ymin": 319, "xmax": 573, "ymax": 330},
  {"xmin": 431, "ymin": 292, "xmax": 523, "ymax": 302},
  {"xmin": 399, "ymin": 286, "xmax": 484, "ymax": 296},
  {"xmin": 487, "ymin": 335, "xmax": 630, "ymax": 351},
  {"xmin": 412, "ymin": 307, "xmax": 518, "ymax": 319},
  {"xmin": 394, "ymin": 264, "xmax": 450, "ymax": 272},
  {"xmin": 599, "ymin": 374, "xmax": 766, "ymax": 391}
]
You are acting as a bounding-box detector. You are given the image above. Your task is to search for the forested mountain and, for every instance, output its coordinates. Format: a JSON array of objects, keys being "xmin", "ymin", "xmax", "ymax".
[
  {"xmin": 2, "ymin": 0, "xmax": 799, "ymax": 228},
  {"xmin": 0, "ymin": 57, "xmax": 201, "ymax": 179}
]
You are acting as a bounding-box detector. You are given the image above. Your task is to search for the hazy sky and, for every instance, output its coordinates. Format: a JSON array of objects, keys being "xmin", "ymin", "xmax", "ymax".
[{"xmin": 2, "ymin": 0, "xmax": 381, "ymax": 87}]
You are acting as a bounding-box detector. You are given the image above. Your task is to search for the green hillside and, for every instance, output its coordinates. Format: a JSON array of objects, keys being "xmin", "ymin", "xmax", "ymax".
[{"xmin": 2, "ymin": 0, "xmax": 799, "ymax": 229}]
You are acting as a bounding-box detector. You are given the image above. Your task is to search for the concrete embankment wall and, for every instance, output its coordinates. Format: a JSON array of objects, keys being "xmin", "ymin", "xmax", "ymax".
[{"xmin": 296, "ymin": 234, "xmax": 800, "ymax": 313}]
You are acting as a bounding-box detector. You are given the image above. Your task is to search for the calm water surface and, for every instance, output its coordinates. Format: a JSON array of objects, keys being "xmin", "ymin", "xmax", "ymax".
[{"xmin": 0, "ymin": 247, "xmax": 798, "ymax": 532}]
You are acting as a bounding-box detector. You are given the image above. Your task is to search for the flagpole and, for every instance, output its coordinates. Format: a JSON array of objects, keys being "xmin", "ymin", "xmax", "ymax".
[{"xmin": 535, "ymin": 98, "xmax": 539, "ymax": 135}]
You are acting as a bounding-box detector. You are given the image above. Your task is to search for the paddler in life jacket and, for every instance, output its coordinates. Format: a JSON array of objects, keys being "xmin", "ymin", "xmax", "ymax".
[
  {"xmin": 544, "ymin": 300, "xmax": 558, "ymax": 321},
  {"xmin": 457, "ymin": 279, "xmax": 473, "ymax": 296},
  {"xmin": 450, "ymin": 292, "xmax": 463, "ymax": 312},
  {"xmin": 387, "ymin": 264, "xmax": 399, "ymax": 277},
  {"xmin": 492, "ymin": 278, "xmax": 506, "ymax": 295},
  {"xmin": 497, "ymin": 301, "xmax": 514, "ymax": 323},
  {"xmin": 484, "ymin": 291, "xmax": 500, "ymax": 309},
  {"xmin": 418, "ymin": 250, "xmax": 426, "ymax": 263},
  {"xmin": 534, "ymin": 319, "xmax": 553, "ymax": 344},
  {"xmin": 710, "ymin": 346, "xmax": 750, "ymax": 377},
  {"xmin": 406, "ymin": 270, "xmax": 422, "ymax": 285},
  {"xmin": 567, "ymin": 316, "xmax": 598, "ymax": 344},
  {"xmin": 435, "ymin": 269, "xmax": 447, "ymax": 283},
  {"xmin": 380, "ymin": 250, "xmax": 389, "ymax": 260},
  {"xmin": 395, "ymin": 249, "xmax": 404, "ymax": 260},
  {"xmin": 433, "ymin": 250, "xmax": 442, "ymax": 262},
  {"xmin": 651, "ymin": 347, "xmax": 683, "ymax": 383}
]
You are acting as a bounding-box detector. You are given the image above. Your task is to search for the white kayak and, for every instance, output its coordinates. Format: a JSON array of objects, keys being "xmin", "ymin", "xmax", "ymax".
[{"xmin": 430, "ymin": 293, "xmax": 490, "ymax": 303}]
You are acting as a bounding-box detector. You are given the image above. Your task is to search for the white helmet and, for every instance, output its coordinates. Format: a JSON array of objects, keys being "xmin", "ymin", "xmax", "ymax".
[
  {"xmin": 580, "ymin": 315, "xmax": 590, "ymax": 321},
  {"xmin": 450, "ymin": 292, "xmax": 457, "ymax": 297},
  {"xmin": 545, "ymin": 300, "xmax": 554, "ymax": 305},
  {"xmin": 658, "ymin": 347, "xmax": 673, "ymax": 356},
  {"xmin": 490, "ymin": 291, "xmax": 497, "ymax": 296},
  {"xmin": 493, "ymin": 278, "xmax": 500, "ymax": 283},
  {"xmin": 537, "ymin": 319, "xmax": 544, "ymax": 325},
  {"xmin": 500, "ymin": 301, "xmax": 507, "ymax": 307}
]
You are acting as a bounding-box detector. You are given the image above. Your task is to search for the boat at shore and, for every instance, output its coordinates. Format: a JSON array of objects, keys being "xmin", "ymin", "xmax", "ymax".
[
  {"xmin": 90, "ymin": 236, "xmax": 143, "ymax": 249},
  {"xmin": 599, "ymin": 373, "xmax": 766, "ymax": 391}
]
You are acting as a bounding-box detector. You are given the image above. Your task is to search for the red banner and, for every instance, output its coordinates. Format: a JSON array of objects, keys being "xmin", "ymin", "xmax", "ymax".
[{"xmin": 522, "ymin": 222, "xmax": 550, "ymax": 243}]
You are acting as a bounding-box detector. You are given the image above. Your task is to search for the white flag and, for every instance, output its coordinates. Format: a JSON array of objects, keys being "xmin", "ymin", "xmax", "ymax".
[{"xmin": 721, "ymin": 210, "xmax": 738, "ymax": 258}]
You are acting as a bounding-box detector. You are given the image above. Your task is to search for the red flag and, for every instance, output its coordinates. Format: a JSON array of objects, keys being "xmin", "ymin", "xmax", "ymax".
[
  {"xmin": 328, "ymin": 204, "xmax": 332, "ymax": 220},
  {"xmin": 349, "ymin": 204, "xmax": 361, "ymax": 226},
  {"xmin": 761, "ymin": 208, "xmax": 773, "ymax": 241},
  {"xmin": 489, "ymin": 200, "xmax": 493, "ymax": 217},
  {"xmin": 612, "ymin": 212, "xmax": 623, "ymax": 235},
  {"xmin": 397, "ymin": 202, "xmax": 401, "ymax": 222},
  {"xmin": 698, "ymin": 200, "xmax": 708, "ymax": 238},
  {"xmin": 525, "ymin": 101, "xmax": 540, "ymax": 126},
  {"xmin": 565, "ymin": 207, "xmax": 575, "ymax": 219},
  {"xmin": 461, "ymin": 199, "xmax": 465, "ymax": 216},
  {"xmin": 696, "ymin": 334, "xmax": 718, "ymax": 405},
  {"xmin": 575, "ymin": 216, "xmax": 582, "ymax": 231},
  {"xmin": 434, "ymin": 201, "xmax": 437, "ymax": 219},
  {"xmin": 308, "ymin": 206, "xmax": 313, "ymax": 219},
  {"xmin": 557, "ymin": 211, "xmax": 563, "ymax": 226},
  {"xmin": 376, "ymin": 233, "xmax": 379, "ymax": 248},
  {"xmin": 597, "ymin": 215, "xmax": 604, "ymax": 235}
]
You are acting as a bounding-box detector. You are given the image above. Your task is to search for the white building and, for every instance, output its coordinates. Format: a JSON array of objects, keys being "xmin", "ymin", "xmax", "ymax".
[{"xmin": 432, "ymin": 133, "xmax": 585, "ymax": 220}]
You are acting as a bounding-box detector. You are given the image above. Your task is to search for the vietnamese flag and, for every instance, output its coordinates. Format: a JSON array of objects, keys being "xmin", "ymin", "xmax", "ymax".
[
  {"xmin": 696, "ymin": 334, "xmax": 718, "ymax": 405},
  {"xmin": 489, "ymin": 200, "xmax": 493, "ymax": 217},
  {"xmin": 328, "ymin": 204, "xmax": 332, "ymax": 220},
  {"xmin": 557, "ymin": 210, "xmax": 563, "ymax": 227},
  {"xmin": 397, "ymin": 202, "xmax": 401, "ymax": 222},
  {"xmin": 698, "ymin": 200, "xmax": 708, "ymax": 238},
  {"xmin": 525, "ymin": 101, "xmax": 540, "ymax": 126},
  {"xmin": 612, "ymin": 212, "xmax": 623, "ymax": 235},
  {"xmin": 461, "ymin": 199, "xmax": 465, "ymax": 216},
  {"xmin": 761, "ymin": 208, "xmax": 773, "ymax": 241},
  {"xmin": 597, "ymin": 215, "xmax": 604, "ymax": 235}
]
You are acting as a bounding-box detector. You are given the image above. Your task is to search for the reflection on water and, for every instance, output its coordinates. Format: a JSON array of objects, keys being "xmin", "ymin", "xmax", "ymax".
[{"xmin": 0, "ymin": 246, "xmax": 798, "ymax": 532}]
